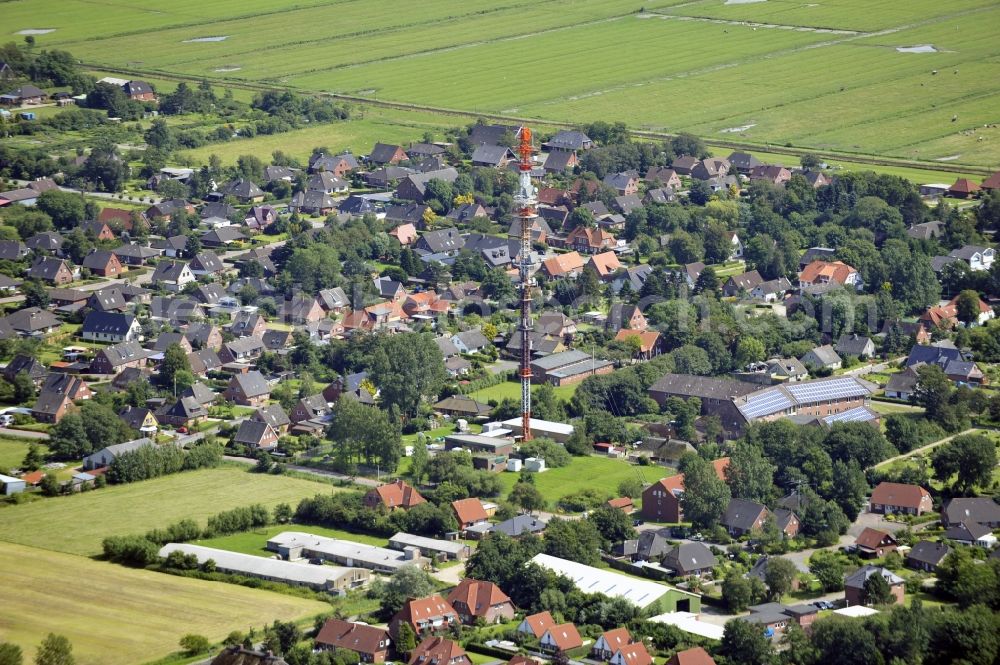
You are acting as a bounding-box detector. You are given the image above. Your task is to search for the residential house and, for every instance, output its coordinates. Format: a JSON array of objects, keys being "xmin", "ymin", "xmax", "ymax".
[
  {"xmin": 645, "ymin": 167, "xmax": 682, "ymax": 189},
  {"xmin": 870, "ymin": 482, "xmax": 932, "ymax": 515},
  {"xmin": 31, "ymin": 391, "xmax": 74, "ymax": 424},
  {"xmin": 543, "ymin": 150, "xmax": 579, "ymax": 174},
  {"xmin": 948, "ymin": 178, "xmax": 980, "ymax": 198},
  {"xmin": 749, "ymin": 165, "xmax": 792, "ymax": 186},
  {"xmin": 884, "ymin": 368, "xmax": 919, "ymax": 401},
  {"xmin": 364, "ymin": 479, "xmax": 426, "ymax": 511},
  {"xmin": 765, "ymin": 357, "xmax": 809, "ymax": 382},
  {"xmin": 309, "ymin": 152, "xmax": 359, "ymax": 176},
  {"xmin": 541, "ymin": 251, "xmax": 585, "ymax": 279},
  {"xmin": 220, "ymin": 178, "xmax": 264, "ymax": 204},
  {"xmin": 666, "ymin": 648, "xmax": 716, "ymax": 665},
  {"xmin": 233, "ymin": 420, "xmax": 279, "ymax": 450},
  {"xmin": 906, "ymin": 541, "xmax": 950, "ymax": 573},
  {"xmin": 800, "ymin": 345, "xmax": 842, "ymax": 370},
  {"xmin": 721, "ymin": 498, "xmax": 770, "ymax": 537},
  {"xmin": 151, "ymin": 261, "xmax": 195, "ymax": 292},
  {"xmin": 907, "ymin": 221, "xmax": 944, "ymax": 240},
  {"xmin": 27, "ymin": 257, "xmax": 74, "ymax": 285},
  {"xmin": 517, "ymin": 612, "xmax": 555, "ymax": 639},
  {"xmin": 604, "ymin": 172, "xmax": 639, "ymax": 196},
  {"xmin": 640, "ymin": 458, "xmax": 730, "ymax": 523},
  {"xmin": 606, "ymin": 303, "xmax": 647, "ymax": 333},
  {"xmin": 185, "ymin": 323, "xmax": 223, "ymax": 351},
  {"xmin": 222, "ymin": 370, "xmax": 271, "ymax": 407},
  {"xmin": 219, "ymin": 337, "xmax": 265, "ymax": 364},
  {"xmin": 545, "ymin": 130, "xmax": 592, "ymax": 151},
  {"xmin": 540, "ymin": 624, "xmax": 582, "ymax": 653},
  {"xmin": 671, "ymin": 155, "xmax": 699, "ymax": 176},
  {"xmin": 314, "ymin": 619, "xmax": 391, "ymax": 663},
  {"xmin": 389, "ymin": 223, "xmax": 418, "ymax": 246},
  {"xmin": 662, "ymin": 543, "xmax": 718, "ymax": 577},
  {"xmin": 80, "ymin": 220, "xmax": 115, "ymax": 241},
  {"xmin": 290, "ymin": 394, "xmax": 330, "ymax": 424},
  {"xmin": 610, "ymin": 643, "xmax": 653, "ymax": 665},
  {"xmin": 835, "ymin": 334, "xmax": 876, "ymax": 360},
  {"xmin": 157, "ymin": 396, "xmax": 208, "ymax": 428},
  {"xmin": 2, "ymin": 307, "xmax": 62, "ymax": 337},
  {"xmin": 90, "ymin": 341, "xmax": 152, "ymax": 374},
  {"xmin": 471, "ymin": 145, "xmax": 514, "ymax": 168},
  {"xmin": 588, "ymin": 251, "xmax": 622, "ymax": 280},
  {"xmin": 566, "ymin": 226, "xmax": 616, "ymax": 254},
  {"xmin": 750, "ymin": 277, "xmax": 792, "ymax": 302},
  {"xmin": 446, "ymin": 579, "xmax": 515, "ymax": 625},
  {"xmin": 920, "ymin": 294, "xmax": 995, "ymax": 328},
  {"xmin": 81, "ymin": 312, "xmax": 140, "ymax": 344},
  {"xmin": 408, "ymin": 638, "xmax": 470, "ymax": 665},
  {"xmin": 940, "ymin": 497, "xmax": 1000, "ymax": 528},
  {"xmin": 189, "ymin": 251, "xmax": 225, "ymax": 277},
  {"xmin": 252, "ymin": 404, "xmax": 291, "ymax": 434},
  {"xmin": 451, "ymin": 330, "xmax": 489, "ymax": 354},
  {"xmin": 3, "ymin": 354, "xmax": 47, "ymax": 385},
  {"xmin": 943, "ymin": 521, "xmax": 997, "ymax": 548},
  {"xmin": 855, "ymin": 527, "xmax": 898, "ymax": 558},
  {"xmin": 395, "ymin": 168, "xmax": 460, "ymax": 203},
  {"xmin": 119, "ymin": 406, "xmax": 158, "ymax": 434},
  {"xmin": 798, "ymin": 260, "xmax": 862, "ymax": 290},
  {"xmin": 614, "ymin": 330, "xmax": 661, "ymax": 360},
  {"xmin": 87, "ymin": 287, "xmax": 128, "ymax": 312},
  {"xmin": 452, "ymin": 498, "xmax": 489, "ymax": 532},
  {"xmin": 245, "ymin": 205, "xmax": 279, "ymax": 231},
  {"xmin": 844, "ymin": 566, "xmax": 905, "ymax": 606},
  {"xmin": 722, "ymin": 270, "xmax": 764, "ymax": 298},
  {"xmin": 370, "ymin": 143, "xmax": 408, "ymax": 165},
  {"xmin": 691, "ymin": 158, "xmax": 730, "ymax": 181},
  {"xmin": 82, "ymin": 438, "xmax": 156, "ymax": 470},
  {"xmin": 592, "ymin": 629, "xmax": 632, "ymax": 661},
  {"xmin": 229, "ymin": 310, "xmax": 267, "ymax": 338},
  {"xmin": 727, "ymin": 152, "xmax": 762, "ymax": 173},
  {"xmin": 201, "ymin": 227, "xmax": 247, "ymax": 248},
  {"xmin": 290, "ymin": 190, "xmax": 337, "ymax": 215},
  {"xmin": 80, "ymin": 249, "xmax": 124, "ymax": 279},
  {"xmin": 389, "ymin": 595, "xmax": 459, "ymax": 640}
]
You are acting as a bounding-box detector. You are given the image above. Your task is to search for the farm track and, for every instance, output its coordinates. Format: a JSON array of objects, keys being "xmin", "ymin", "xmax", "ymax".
[{"xmin": 84, "ymin": 62, "xmax": 994, "ymax": 178}]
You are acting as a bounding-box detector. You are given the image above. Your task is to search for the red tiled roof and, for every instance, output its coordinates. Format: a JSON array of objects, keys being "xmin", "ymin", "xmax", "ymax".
[
  {"xmin": 544, "ymin": 624, "xmax": 582, "ymax": 651},
  {"xmin": 446, "ymin": 578, "xmax": 511, "ymax": 617},
  {"xmin": 542, "ymin": 252, "xmax": 585, "ymax": 277},
  {"xmin": 615, "ymin": 643, "xmax": 653, "ymax": 665},
  {"xmin": 589, "ymin": 251, "xmax": 621, "ymax": 277},
  {"xmin": 409, "ymin": 637, "xmax": 468, "ymax": 665},
  {"xmin": 315, "ymin": 619, "xmax": 389, "ymax": 655},
  {"xmin": 949, "ymin": 178, "xmax": 981, "ymax": 194},
  {"xmin": 870, "ymin": 482, "xmax": 930, "ymax": 510},
  {"xmin": 799, "ymin": 260, "xmax": 857, "ymax": 286},
  {"xmin": 855, "ymin": 527, "xmax": 896, "ymax": 550},
  {"xmin": 667, "ymin": 647, "xmax": 717, "ymax": 665},
  {"xmin": 452, "ymin": 497, "xmax": 488, "ymax": 526},
  {"xmin": 370, "ymin": 479, "xmax": 426, "ymax": 509},
  {"xmin": 521, "ymin": 611, "xmax": 555, "ymax": 638},
  {"xmin": 599, "ymin": 627, "xmax": 632, "ymax": 652}
]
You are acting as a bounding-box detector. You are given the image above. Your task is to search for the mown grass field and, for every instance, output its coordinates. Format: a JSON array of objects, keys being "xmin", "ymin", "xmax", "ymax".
[
  {"xmin": 0, "ymin": 436, "xmax": 39, "ymax": 471},
  {"xmin": 0, "ymin": 541, "xmax": 328, "ymax": 665},
  {"xmin": 0, "ymin": 466, "xmax": 334, "ymax": 556},
  {"xmin": 468, "ymin": 380, "xmax": 578, "ymax": 404},
  {"xmin": 8, "ymin": 0, "xmax": 999, "ymax": 166},
  {"xmin": 496, "ymin": 455, "xmax": 676, "ymax": 508}
]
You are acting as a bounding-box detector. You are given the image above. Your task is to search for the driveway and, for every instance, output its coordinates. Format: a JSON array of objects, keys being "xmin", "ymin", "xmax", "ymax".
[
  {"xmin": 431, "ymin": 562, "xmax": 466, "ymax": 586},
  {"xmin": 0, "ymin": 427, "xmax": 50, "ymax": 440}
]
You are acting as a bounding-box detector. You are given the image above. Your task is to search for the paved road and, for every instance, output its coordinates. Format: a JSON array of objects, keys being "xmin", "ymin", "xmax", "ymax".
[
  {"xmin": 872, "ymin": 427, "xmax": 979, "ymax": 469},
  {"xmin": 842, "ymin": 356, "xmax": 905, "ymax": 377},
  {"xmin": 0, "ymin": 427, "xmax": 49, "ymax": 440},
  {"xmin": 223, "ymin": 454, "xmax": 381, "ymax": 487}
]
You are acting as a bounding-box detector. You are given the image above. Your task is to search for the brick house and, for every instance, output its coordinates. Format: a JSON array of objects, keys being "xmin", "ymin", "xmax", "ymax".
[
  {"xmin": 408, "ymin": 637, "xmax": 470, "ymax": 665},
  {"xmin": 28, "ymin": 257, "xmax": 74, "ymax": 285},
  {"xmin": 592, "ymin": 628, "xmax": 632, "ymax": 661},
  {"xmin": 870, "ymin": 482, "xmax": 933, "ymax": 516},
  {"xmin": 566, "ymin": 226, "xmax": 616, "ymax": 254},
  {"xmin": 90, "ymin": 341, "xmax": 152, "ymax": 375},
  {"xmin": 315, "ymin": 619, "xmax": 391, "ymax": 663},
  {"xmin": 640, "ymin": 458, "xmax": 730, "ymax": 523},
  {"xmin": 364, "ymin": 479, "xmax": 426, "ymax": 510},
  {"xmin": 222, "ymin": 370, "xmax": 271, "ymax": 407},
  {"xmin": 452, "ymin": 498, "xmax": 489, "ymax": 531},
  {"xmin": 854, "ymin": 527, "xmax": 898, "ymax": 558},
  {"xmin": 389, "ymin": 595, "xmax": 459, "ymax": 640},
  {"xmin": 446, "ymin": 579, "xmax": 515, "ymax": 625},
  {"xmin": 844, "ymin": 566, "xmax": 905, "ymax": 606},
  {"xmin": 722, "ymin": 498, "xmax": 769, "ymax": 537},
  {"xmin": 31, "ymin": 391, "xmax": 74, "ymax": 423}
]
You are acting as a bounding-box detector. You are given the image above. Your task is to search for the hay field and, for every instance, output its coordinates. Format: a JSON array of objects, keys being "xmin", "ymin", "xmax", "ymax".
[
  {"xmin": 5, "ymin": 0, "xmax": 999, "ymax": 165},
  {"xmin": 0, "ymin": 466, "xmax": 334, "ymax": 555},
  {"xmin": 0, "ymin": 541, "xmax": 328, "ymax": 665}
]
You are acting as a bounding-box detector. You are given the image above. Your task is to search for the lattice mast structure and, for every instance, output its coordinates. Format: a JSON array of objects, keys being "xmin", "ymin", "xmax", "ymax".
[{"xmin": 515, "ymin": 127, "xmax": 537, "ymax": 442}]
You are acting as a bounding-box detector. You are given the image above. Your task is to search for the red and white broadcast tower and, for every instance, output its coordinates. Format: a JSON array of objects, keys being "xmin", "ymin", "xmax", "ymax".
[{"xmin": 515, "ymin": 127, "xmax": 537, "ymax": 442}]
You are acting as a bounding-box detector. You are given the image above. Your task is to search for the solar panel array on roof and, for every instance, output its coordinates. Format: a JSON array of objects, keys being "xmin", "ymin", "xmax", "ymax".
[
  {"xmin": 738, "ymin": 387, "xmax": 794, "ymax": 419},
  {"xmin": 823, "ymin": 406, "xmax": 877, "ymax": 425},
  {"xmin": 785, "ymin": 377, "xmax": 867, "ymax": 402}
]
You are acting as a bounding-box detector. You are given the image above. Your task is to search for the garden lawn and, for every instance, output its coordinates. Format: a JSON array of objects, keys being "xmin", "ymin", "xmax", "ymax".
[
  {"xmin": 496, "ymin": 455, "xmax": 676, "ymax": 507},
  {"xmin": 0, "ymin": 436, "xmax": 42, "ymax": 471},
  {"xmin": 198, "ymin": 522, "xmax": 389, "ymax": 554},
  {"xmin": 0, "ymin": 541, "xmax": 328, "ymax": 665},
  {"xmin": 0, "ymin": 466, "xmax": 335, "ymax": 556},
  {"xmin": 468, "ymin": 380, "xmax": 578, "ymax": 404}
]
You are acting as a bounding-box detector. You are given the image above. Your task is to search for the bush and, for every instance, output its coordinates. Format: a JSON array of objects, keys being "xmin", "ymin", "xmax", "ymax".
[
  {"xmin": 179, "ymin": 634, "xmax": 211, "ymax": 656},
  {"xmin": 558, "ymin": 488, "xmax": 610, "ymax": 513},
  {"xmin": 102, "ymin": 535, "xmax": 160, "ymax": 566}
]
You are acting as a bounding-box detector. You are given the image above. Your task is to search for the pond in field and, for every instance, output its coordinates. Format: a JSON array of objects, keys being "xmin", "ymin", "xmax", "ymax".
[
  {"xmin": 17, "ymin": 29, "xmax": 55, "ymax": 35},
  {"xmin": 184, "ymin": 36, "xmax": 229, "ymax": 43},
  {"xmin": 896, "ymin": 45, "xmax": 938, "ymax": 53},
  {"xmin": 720, "ymin": 124, "xmax": 756, "ymax": 133},
  {"xmin": 214, "ymin": 67, "xmax": 241, "ymax": 72},
  {"xmin": 725, "ymin": 0, "xmax": 766, "ymax": 4}
]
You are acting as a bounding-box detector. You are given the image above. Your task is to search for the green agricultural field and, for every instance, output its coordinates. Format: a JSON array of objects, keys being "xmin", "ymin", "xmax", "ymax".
[
  {"xmin": 0, "ymin": 436, "xmax": 41, "ymax": 471},
  {"xmin": 496, "ymin": 455, "xmax": 675, "ymax": 508},
  {"xmin": 0, "ymin": 541, "xmax": 328, "ymax": 665},
  {"xmin": 8, "ymin": 0, "xmax": 998, "ymax": 167},
  {"xmin": 0, "ymin": 466, "xmax": 335, "ymax": 556}
]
